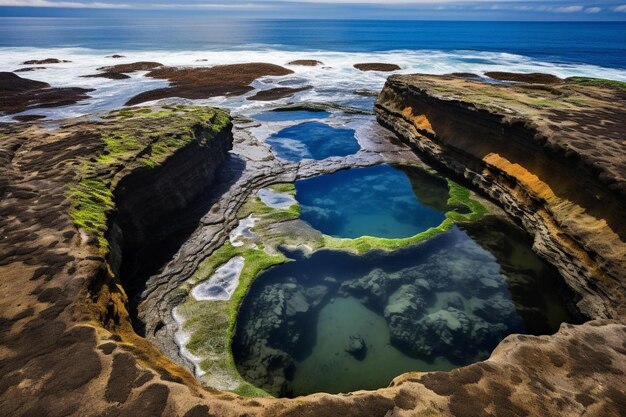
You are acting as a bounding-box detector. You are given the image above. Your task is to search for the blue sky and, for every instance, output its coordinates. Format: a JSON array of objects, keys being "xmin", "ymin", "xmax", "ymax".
[{"xmin": 1, "ymin": 0, "xmax": 626, "ymax": 20}]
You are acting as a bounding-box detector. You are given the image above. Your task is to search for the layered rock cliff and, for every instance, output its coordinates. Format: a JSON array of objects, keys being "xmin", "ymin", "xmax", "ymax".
[
  {"xmin": 1, "ymin": 97, "xmax": 625, "ymax": 417},
  {"xmin": 375, "ymin": 74, "xmax": 626, "ymax": 320}
]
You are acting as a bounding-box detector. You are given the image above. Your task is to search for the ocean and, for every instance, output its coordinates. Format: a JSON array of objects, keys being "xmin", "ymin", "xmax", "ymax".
[{"xmin": 1, "ymin": 18, "xmax": 625, "ymax": 121}]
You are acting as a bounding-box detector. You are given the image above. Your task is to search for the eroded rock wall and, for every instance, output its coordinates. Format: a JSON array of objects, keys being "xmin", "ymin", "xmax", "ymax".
[{"xmin": 374, "ymin": 74, "xmax": 626, "ymax": 319}]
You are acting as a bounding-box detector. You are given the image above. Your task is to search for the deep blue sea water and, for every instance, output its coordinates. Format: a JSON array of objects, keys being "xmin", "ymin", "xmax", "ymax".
[{"xmin": 1, "ymin": 18, "xmax": 625, "ymax": 68}]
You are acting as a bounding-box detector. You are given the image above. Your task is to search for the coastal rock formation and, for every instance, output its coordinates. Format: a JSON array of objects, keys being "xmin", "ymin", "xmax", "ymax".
[
  {"xmin": 0, "ymin": 98, "xmax": 625, "ymax": 416},
  {"xmin": 247, "ymin": 86, "xmax": 312, "ymax": 101},
  {"xmin": 375, "ymin": 73, "xmax": 626, "ymax": 320},
  {"xmin": 354, "ymin": 63, "xmax": 401, "ymax": 72},
  {"xmin": 0, "ymin": 72, "xmax": 93, "ymax": 114},
  {"xmin": 126, "ymin": 63, "xmax": 294, "ymax": 105},
  {"xmin": 0, "ymin": 106, "xmax": 234, "ymax": 416},
  {"xmin": 84, "ymin": 61, "xmax": 164, "ymax": 79},
  {"xmin": 21, "ymin": 58, "xmax": 70, "ymax": 64},
  {"xmin": 14, "ymin": 66, "xmax": 47, "ymax": 72},
  {"xmin": 288, "ymin": 60, "xmax": 323, "ymax": 66}
]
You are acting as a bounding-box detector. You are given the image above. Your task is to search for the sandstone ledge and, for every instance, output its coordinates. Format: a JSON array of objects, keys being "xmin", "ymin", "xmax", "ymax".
[{"xmin": 374, "ymin": 73, "xmax": 626, "ymax": 319}]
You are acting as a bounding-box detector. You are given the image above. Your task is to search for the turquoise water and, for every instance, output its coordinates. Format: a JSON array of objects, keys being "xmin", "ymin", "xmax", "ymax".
[
  {"xmin": 252, "ymin": 111, "xmax": 330, "ymax": 122},
  {"xmin": 267, "ymin": 122, "xmax": 360, "ymax": 162},
  {"xmin": 233, "ymin": 222, "xmax": 577, "ymax": 397},
  {"xmin": 295, "ymin": 165, "xmax": 448, "ymax": 239}
]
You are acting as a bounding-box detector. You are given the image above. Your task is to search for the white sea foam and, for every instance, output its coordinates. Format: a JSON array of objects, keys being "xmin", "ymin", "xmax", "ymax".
[
  {"xmin": 191, "ymin": 256, "xmax": 245, "ymax": 301},
  {"xmin": 3, "ymin": 47, "xmax": 626, "ymax": 121}
]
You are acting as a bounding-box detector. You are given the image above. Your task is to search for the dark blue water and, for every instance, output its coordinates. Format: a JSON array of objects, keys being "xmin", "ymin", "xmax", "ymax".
[
  {"xmin": 267, "ymin": 122, "xmax": 360, "ymax": 162},
  {"xmin": 296, "ymin": 165, "xmax": 448, "ymax": 239},
  {"xmin": 0, "ymin": 18, "xmax": 625, "ymax": 68}
]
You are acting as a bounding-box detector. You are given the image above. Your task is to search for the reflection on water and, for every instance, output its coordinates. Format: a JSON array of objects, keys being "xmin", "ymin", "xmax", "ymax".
[
  {"xmin": 233, "ymin": 220, "xmax": 577, "ymax": 397},
  {"xmin": 296, "ymin": 165, "xmax": 449, "ymax": 239},
  {"xmin": 266, "ymin": 122, "xmax": 360, "ymax": 161}
]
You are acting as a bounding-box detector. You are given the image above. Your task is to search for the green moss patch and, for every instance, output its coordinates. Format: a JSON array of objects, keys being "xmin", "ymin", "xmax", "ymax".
[
  {"xmin": 66, "ymin": 106, "xmax": 230, "ymax": 254},
  {"xmin": 565, "ymin": 76, "xmax": 626, "ymax": 92}
]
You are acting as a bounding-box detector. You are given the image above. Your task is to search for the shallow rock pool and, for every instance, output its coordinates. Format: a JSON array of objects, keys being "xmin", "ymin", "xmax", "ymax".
[
  {"xmin": 296, "ymin": 164, "xmax": 449, "ymax": 239},
  {"xmin": 233, "ymin": 218, "xmax": 576, "ymax": 397}
]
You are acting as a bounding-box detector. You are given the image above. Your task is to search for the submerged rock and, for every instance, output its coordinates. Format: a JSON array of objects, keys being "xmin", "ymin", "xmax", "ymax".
[{"xmin": 345, "ymin": 334, "xmax": 367, "ymax": 360}]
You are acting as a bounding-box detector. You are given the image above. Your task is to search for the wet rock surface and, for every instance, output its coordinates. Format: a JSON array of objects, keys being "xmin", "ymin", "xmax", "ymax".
[
  {"xmin": 287, "ymin": 60, "xmax": 323, "ymax": 66},
  {"xmin": 354, "ymin": 63, "xmax": 401, "ymax": 72},
  {"xmin": 247, "ymin": 86, "xmax": 312, "ymax": 101},
  {"xmin": 21, "ymin": 58, "xmax": 70, "ymax": 65},
  {"xmin": 126, "ymin": 63, "xmax": 294, "ymax": 105},
  {"xmin": 0, "ymin": 71, "xmax": 93, "ymax": 114}
]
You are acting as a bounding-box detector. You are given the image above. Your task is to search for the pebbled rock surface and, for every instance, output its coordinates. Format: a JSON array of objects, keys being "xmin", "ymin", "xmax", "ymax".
[
  {"xmin": 0, "ymin": 71, "xmax": 93, "ymax": 115},
  {"xmin": 375, "ymin": 73, "xmax": 626, "ymax": 320}
]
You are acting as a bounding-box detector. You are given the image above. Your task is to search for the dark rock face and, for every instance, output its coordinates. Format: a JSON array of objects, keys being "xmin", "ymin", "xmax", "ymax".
[
  {"xmin": 0, "ymin": 72, "xmax": 93, "ymax": 114},
  {"xmin": 374, "ymin": 73, "xmax": 626, "ymax": 320},
  {"xmin": 0, "ymin": 107, "xmax": 235, "ymax": 417},
  {"xmin": 126, "ymin": 63, "xmax": 294, "ymax": 105},
  {"xmin": 354, "ymin": 63, "xmax": 401, "ymax": 72}
]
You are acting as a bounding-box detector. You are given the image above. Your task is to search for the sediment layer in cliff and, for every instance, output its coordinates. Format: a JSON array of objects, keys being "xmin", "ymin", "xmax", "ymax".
[{"xmin": 374, "ymin": 73, "xmax": 626, "ymax": 319}]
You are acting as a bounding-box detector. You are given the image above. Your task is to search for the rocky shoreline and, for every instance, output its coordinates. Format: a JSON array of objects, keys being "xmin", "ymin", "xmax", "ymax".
[{"xmin": 1, "ymin": 70, "xmax": 625, "ymax": 417}]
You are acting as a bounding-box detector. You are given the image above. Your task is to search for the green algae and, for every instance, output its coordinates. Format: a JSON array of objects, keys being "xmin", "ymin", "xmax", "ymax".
[
  {"xmin": 68, "ymin": 178, "xmax": 115, "ymax": 251},
  {"xmin": 67, "ymin": 106, "xmax": 231, "ymax": 254},
  {"xmin": 565, "ymin": 76, "xmax": 626, "ymax": 92},
  {"xmin": 177, "ymin": 244, "xmax": 285, "ymax": 396}
]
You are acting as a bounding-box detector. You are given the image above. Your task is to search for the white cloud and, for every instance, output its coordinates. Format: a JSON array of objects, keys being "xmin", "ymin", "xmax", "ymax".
[
  {"xmin": 613, "ymin": 4, "xmax": 626, "ymax": 12},
  {"xmin": 585, "ymin": 6, "xmax": 601, "ymax": 13},
  {"xmin": 551, "ymin": 5, "xmax": 584, "ymax": 12}
]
